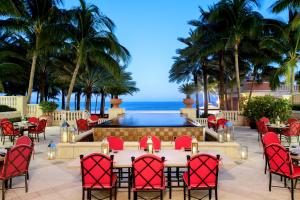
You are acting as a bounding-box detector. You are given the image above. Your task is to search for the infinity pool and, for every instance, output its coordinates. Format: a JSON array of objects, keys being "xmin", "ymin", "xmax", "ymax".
[{"xmin": 97, "ymin": 113, "xmax": 197, "ymax": 127}]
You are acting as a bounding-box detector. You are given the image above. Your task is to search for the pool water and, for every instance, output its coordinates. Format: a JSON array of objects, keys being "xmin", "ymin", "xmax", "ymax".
[{"xmin": 98, "ymin": 113, "xmax": 197, "ymax": 127}]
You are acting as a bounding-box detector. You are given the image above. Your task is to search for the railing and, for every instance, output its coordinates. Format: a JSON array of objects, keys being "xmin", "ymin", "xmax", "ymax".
[
  {"xmin": 276, "ymin": 85, "xmax": 299, "ymax": 92},
  {"xmin": 195, "ymin": 111, "xmax": 244, "ymax": 126},
  {"xmin": 194, "ymin": 118, "xmax": 208, "ymax": 125},
  {"xmin": 27, "ymin": 104, "xmax": 41, "ymax": 117},
  {"xmin": 0, "ymin": 96, "xmax": 17, "ymax": 109},
  {"xmin": 52, "ymin": 110, "xmax": 84, "ymax": 125}
]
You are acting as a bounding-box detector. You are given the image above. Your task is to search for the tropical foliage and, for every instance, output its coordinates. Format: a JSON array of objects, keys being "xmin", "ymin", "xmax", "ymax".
[
  {"xmin": 170, "ymin": 0, "xmax": 300, "ymax": 115},
  {"xmin": 0, "ymin": 0, "xmax": 138, "ymax": 114},
  {"xmin": 243, "ymin": 95, "xmax": 292, "ymax": 122}
]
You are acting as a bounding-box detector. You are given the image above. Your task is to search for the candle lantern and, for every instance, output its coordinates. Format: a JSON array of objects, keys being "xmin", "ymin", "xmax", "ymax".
[
  {"xmin": 147, "ymin": 136, "xmax": 153, "ymax": 154},
  {"xmin": 68, "ymin": 125, "xmax": 77, "ymax": 143},
  {"xmin": 60, "ymin": 120, "xmax": 69, "ymax": 143},
  {"xmin": 101, "ymin": 137, "xmax": 109, "ymax": 155},
  {"xmin": 240, "ymin": 146, "xmax": 248, "ymax": 160},
  {"xmin": 224, "ymin": 121, "xmax": 234, "ymax": 142},
  {"xmin": 191, "ymin": 136, "xmax": 198, "ymax": 155},
  {"xmin": 47, "ymin": 141, "xmax": 56, "ymax": 160},
  {"xmin": 218, "ymin": 132, "xmax": 224, "ymax": 143}
]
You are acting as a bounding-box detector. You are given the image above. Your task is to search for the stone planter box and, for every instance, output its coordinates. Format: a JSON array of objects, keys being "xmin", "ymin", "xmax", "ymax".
[{"xmin": 0, "ymin": 111, "xmax": 21, "ymax": 120}]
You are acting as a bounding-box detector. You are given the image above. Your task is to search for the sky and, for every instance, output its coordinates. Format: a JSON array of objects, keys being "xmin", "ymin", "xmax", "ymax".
[{"xmin": 62, "ymin": 0, "xmax": 287, "ymax": 102}]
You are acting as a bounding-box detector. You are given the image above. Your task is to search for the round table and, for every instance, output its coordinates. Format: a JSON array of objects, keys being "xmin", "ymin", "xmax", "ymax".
[{"xmin": 267, "ymin": 124, "xmax": 289, "ymax": 142}]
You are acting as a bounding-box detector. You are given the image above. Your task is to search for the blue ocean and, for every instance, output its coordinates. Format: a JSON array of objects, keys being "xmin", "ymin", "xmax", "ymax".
[{"xmin": 58, "ymin": 97, "xmax": 218, "ymax": 112}]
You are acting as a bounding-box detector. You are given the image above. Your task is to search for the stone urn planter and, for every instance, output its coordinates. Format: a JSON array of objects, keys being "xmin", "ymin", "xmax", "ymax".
[
  {"xmin": 183, "ymin": 98, "xmax": 194, "ymax": 108},
  {"xmin": 40, "ymin": 113, "xmax": 53, "ymax": 127},
  {"xmin": 110, "ymin": 98, "xmax": 122, "ymax": 108},
  {"xmin": 39, "ymin": 101, "xmax": 58, "ymax": 127}
]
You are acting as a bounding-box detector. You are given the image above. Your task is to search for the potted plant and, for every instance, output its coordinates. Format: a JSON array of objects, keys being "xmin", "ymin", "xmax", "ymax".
[
  {"xmin": 39, "ymin": 101, "xmax": 59, "ymax": 126},
  {"xmin": 179, "ymin": 83, "xmax": 195, "ymax": 108},
  {"xmin": 243, "ymin": 95, "xmax": 292, "ymax": 129}
]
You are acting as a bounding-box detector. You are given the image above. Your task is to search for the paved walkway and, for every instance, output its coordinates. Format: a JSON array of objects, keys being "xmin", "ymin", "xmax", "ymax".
[{"xmin": 2, "ymin": 126, "xmax": 299, "ymax": 200}]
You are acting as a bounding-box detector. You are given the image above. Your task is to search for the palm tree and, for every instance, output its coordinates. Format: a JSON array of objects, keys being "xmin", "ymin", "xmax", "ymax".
[
  {"xmin": 209, "ymin": 0, "xmax": 263, "ymax": 110},
  {"xmin": 271, "ymin": 0, "xmax": 300, "ymax": 13},
  {"xmin": 64, "ymin": 0, "xmax": 130, "ymax": 110},
  {"xmin": 261, "ymin": 12, "xmax": 300, "ymax": 100},
  {"xmin": 106, "ymin": 66, "xmax": 139, "ymax": 99},
  {"xmin": 0, "ymin": 0, "xmax": 65, "ymax": 103}
]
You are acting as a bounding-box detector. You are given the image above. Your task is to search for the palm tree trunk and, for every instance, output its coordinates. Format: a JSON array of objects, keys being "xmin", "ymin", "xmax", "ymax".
[
  {"xmin": 230, "ymin": 86, "xmax": 234, "ymax": 110},
  {"xmin": 291, "ymin": 65, "xmax": 295, "ymax": 104},
  {"xmin": 36, "ymin": 90, "xmax": 39, "ymax": 104},
  {"xmin": 27, "ymin": 53, "xmax": 38, "ymax": 103},
  {"xmin": 85, "ymin": 92, "xmax": 91, "ymax": 112},
  {"xmin": 234, "ymin": 43, "xmax": 241, "ymax": 111},
  {"xmin": 219, "ymin": 52, "xmax": 225, "ymax": 110},
  {"xmin": 203, "ymin": 63, "xmax": 208, "ymax": 117},
  {"xmin": 194, "ymin": 73, "xmax": 200, "ymax": 118},
  {"xmin": 39, "ymin": 73, "xmax": 46, "ymax": 102},
  {"xmin": 61, "ymin": 89, "xmax": 65, "ymax": 110},
  {"xmin": 66, "ymin": 56, "xmax": 82, "ymax": 110},
  {"xmin": 94, "ymin": 94, "xmax": 98, "ymax": 114},
  {"xmin": 249, "ymin": 69, "xmax": 257, "ymax": 99},
  {"xmin": 76, "ymin": 92, "xmax": 81, "ymax": 111},
  {"xmin": 100, "ymin": 90, "xmax": 105, "ymax": 117}
]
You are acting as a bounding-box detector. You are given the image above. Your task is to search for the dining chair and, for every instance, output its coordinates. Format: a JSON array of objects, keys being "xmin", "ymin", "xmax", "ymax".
[
  {"xmin": 183, "ymin": 154, "xmax": 220, "ymax": 200},
  {"xmin": 88, "ymin": 115, "xmax": 99, "ymax": 127},
  {"xmin": 282, "ymin": 122, "xmax": 300, "ymax": 145},
  {"xmin": 265, "ymin": 143, "xmax": 300, "ymax": 200},
  {"xmin": 262, "ymin": 132, "xmax": 280, "ymax": 174},
  {"xmin": 174, "ymin": 135, "xmax": 192, "ymax": 186},
  {"xmin": 216, "ymin": 118, "xmax": 227, "ymax": 131},
  {"xmin": 107, "ymin": 136, "xmax": 124, "ymax": 151},
  {"xmin": 1, "ymin": 121, "xmax": 20, "ymax": 145},
  {"xmin": 80, "ymin": 153, "xmax": 117, "ymax": 200},
  {"xmin": 207, "ymin": 115, "xmax": 217, "ymax": 131},
  {"xmin": 260, "ymin": 117, "xmax": 270, "ymax": 124},
  {"xmin": 76, "ymin": 119, "xmax": 91, "ymax": 134},
  {"xmin": 139, "ymin": 135, "xmax": 161, "ymax": 151},
  {"xmin": 0, "ymin": 144, "xmax": 33, "ymax": 200},
  {"xmin": 27, "ymin": 117, "xmax": 39, "ymax": 126},
  {"xmin": 28, "ymin": 119, "xmax": 47, "ymax": 142},
  {"xmin": 256, "ymin": 120, "xmax": 269, "ymax": 142},
  {"xmin": 287, "ymin": 118, "xmax": 298, "ymax": 125},
  {"xmin": 131, "ymin": 154, "xmax": 166, "ymax": 200}
]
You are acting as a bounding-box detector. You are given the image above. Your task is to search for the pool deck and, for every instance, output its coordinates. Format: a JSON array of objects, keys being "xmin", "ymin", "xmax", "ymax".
[{"xmin": 2, "ymin": 126, "xmax": 299, "ymax": 200}]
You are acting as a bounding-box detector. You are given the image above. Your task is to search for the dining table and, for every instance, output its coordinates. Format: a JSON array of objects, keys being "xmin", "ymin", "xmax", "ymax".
[
  {"xmin": 68, "ymin": 149, "xmax": 224, "ymax": 200},
  {"xmin": 13, "ymin": 121, "xmax": 36, "ymax": 136},
  {"xmin": 266, "ymin": 123, "xmax": 289, "ymax": 142}
]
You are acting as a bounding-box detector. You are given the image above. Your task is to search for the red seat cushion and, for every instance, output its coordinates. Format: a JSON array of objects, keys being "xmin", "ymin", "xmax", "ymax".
[
  {"xmin": 183, "ymin": 172, "xmax": 216, "ymax": 189},
  {"xmin": 132, "ymin": 176, "xmax": 166, "ymax": 191},
  {"xmin": 291, "ymin": 165, "xmax": 300, "ymax": 179},
  {"xmin": 83, "ymin": 173, "xmax": 117, "ymax": 189}
]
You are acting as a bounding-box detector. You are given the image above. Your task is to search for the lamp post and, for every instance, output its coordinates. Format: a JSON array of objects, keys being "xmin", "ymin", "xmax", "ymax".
[{"xmin": 147, "ymin": 136, "xmax": 153, "ymax": 154}]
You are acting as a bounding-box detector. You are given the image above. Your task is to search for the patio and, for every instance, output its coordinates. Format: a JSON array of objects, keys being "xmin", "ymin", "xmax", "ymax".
[{"xmin": 2, "ymin": 126, "xmax": 299, "ymax": 200}]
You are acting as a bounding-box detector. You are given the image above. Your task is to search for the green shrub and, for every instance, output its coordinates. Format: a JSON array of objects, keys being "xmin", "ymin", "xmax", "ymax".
[
  {"xmin": 0, "ymin": 105, "xmax": 16, "ymax": 112},
  {"xmin": 243, "ymin": 95, "xmax": 292, "ymax": 123},
  {"xmin": 292, "ymin": 104, "xmax": 300, "ymax": 111},
  {"xmin": 39, "ymin": 101, "xmax": 58, "ymax": 113}
]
